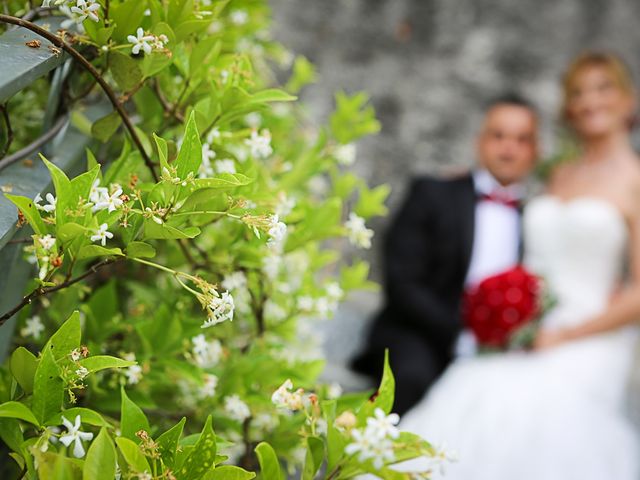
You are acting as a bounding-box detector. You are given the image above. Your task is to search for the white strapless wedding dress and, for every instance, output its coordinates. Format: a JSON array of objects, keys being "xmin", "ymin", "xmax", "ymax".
[{"xmin": 397, "ymin": 195, "xmax": 640, "ymax": 479}]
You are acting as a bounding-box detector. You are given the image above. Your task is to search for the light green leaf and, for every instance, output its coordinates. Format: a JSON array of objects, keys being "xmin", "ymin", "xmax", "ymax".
[
  {"xmin": 254, "ymin": 442, "xmax": 283, "ymax": 480},
  {"xmin": 70, "ymin": 164, "xmax": 101, "ymax": 204},
  {"xmin": 45, "ymin": 408, "xmax": 111, "ymax": 428},
  {"xmin": 0, "ymin": 402, "xmax": 40, "ymax": 426},
  {"xmin": 358, "ymin": 350, "xmax": 395, "ymax": 424},
  {"xmin": 41, "ymin": 155, "xmax": 72, "ymax": 222},
  {"xmin": 10, "ymin": 347, "xmax": 37, "ymax": 394},
  {"xmin": 203, "ymin": 466, "xmax": 256, "ymax": 480},
  {"xmin": 192, "ymin": 173, "xmax": 253, "ymax": 190},
  {"xmin": 57, "ymin": 222, "xmax": 87, "ymax": 245},
  {"xmin": 126, "ymin": 241, "xmax": 156, "ymax": 259},
  {"xmin": 302, "ymin": 436, "xmax": 324, "ymax": 480},
  {"xmin": 175, "ymin": 415, "xmax": 216, "ymax": 480},
  {"xmin": 115, "ymin": 437, "xmax": 150, "ymax": 473},
  {"xmin": 32, "ymin": 347, "xmax": 63, "ymax": 424},
  {"xmin": 77, "ymin": 245, "xmax": 124, "ymax": 260},
  {"xmin": 79, "ymin": 356, "xmax": 135, "ymax": 374},
  {"xmin": 143, "ymin": 220, "xmax": 200, "ymax": 240},
  {"xmin": 83, "ymin": 428, "xmax": 116, "ymax": 480},
  {"xmin": 5, "ymin": 194, "xmax": 47, "ymax": 235},
  {"xmin": 156, "ymin": 417, "xmax": 185, "ymax": 468},
  {"xmin": 120, "ymin": 388, "xmax": 150, "ymax": 441},
  {"xmin": 109, "ymin": 52, "xmax": 144, "ymax": 91},
  {"xmin": 175, "ymin": 111, "xmax": 202, "ymax": 179},
  {"xmin": 247, "ymin": 89, "xmax": 297, "ymax": 105},
  {"xmin": 354, "ymin": 183, "xmax": 390, "ymax": 219},
  {"xmin": 92, "ymin": 111, "xmax": 122, "ymax": 143},
  {"xmin": 110, "ymin": 0, "xmax": 147, "ymax": 43},
  {"xmin": 153, "ymin": 133, "xmax": 170, "ymax": 171},
  {"xmin": 43, "ymin": 311, "xmax": 81, "ymax": 360}
]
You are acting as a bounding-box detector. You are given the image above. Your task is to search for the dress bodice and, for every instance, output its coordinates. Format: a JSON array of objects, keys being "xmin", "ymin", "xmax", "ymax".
[{"xmin": 523, "ymin": 195, "xmax": 627, "ymax": 326}]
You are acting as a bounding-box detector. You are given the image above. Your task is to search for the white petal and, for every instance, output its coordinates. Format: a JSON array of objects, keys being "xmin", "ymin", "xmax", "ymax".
[{"xmin": 72, "ymin": 438, "xmax": 86, "ymax": 458}]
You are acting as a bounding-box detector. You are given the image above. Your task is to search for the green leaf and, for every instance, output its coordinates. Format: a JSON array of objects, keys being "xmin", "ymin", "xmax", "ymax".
[
  {"xmin": 254, "ymin": 442, "xmax": 283, "ymax": 480},
  {"xmin": 58, "ymin": 222, "xmax": 87, "ymax": 245},
  {"xmin": 192, "ymin": 173, "xmax": 253, "ymax": 190},
  {"xmin": 41, "ymin": 155, "xmax": 72, "ymax": 222},
  {"xmin": 156, "ymin": 417, "xmax": 186, "ymax": 468},
  {"xmin": 10, "ymin": 347, "xmax": 37, "ymax": 394},
  {"xmin": 79, "ymin": 356, "xmax": 135, "ymax": 374},
  {"xmin": 32, "ymin": 346, "xmax": 63, "ymax": 424},
  {"xmin": 143, "ymin": 220, "xmax": 200, "ymax": 240},
  {"xmin": 247, "ymin": 89, "xmax": 297, "ymax": 105},
  {"xmin": 120, "ymin": 388, "xmax": 150, "ymax": 441},
  {"xmin": 203, "ymin": 466, "xmax": 256, "ymax": 480},
  {"xmin": 358, "ymin": 350, "xmax": 395, "ymax": 424},
  {"xmin": 70, "ymin": 164, "xmax": 101, "ymax": 205},
  {"xmin": 115, "ymin": 437, "xmax": 150, "ymax": 473},
  {"xmin": 45, "ymin": 408, "xmax": 112, "ymax": 428},
  {"xmin": 153, "ymin": 133, "xmax": 170, "ymax": 171},
  {"xmin": 0, "ymin": 401, "xmax": 40, "ymax": 426},
  {"xmin": 354, "ymin": 183, "xmax": 390, "ymax": 219},
  {"xmin": 77, "ymin": 245, "xmax": 124, "ymax": 260},
  {"xmin": 341, "ymin": 260, "xmax": 377, "ymax": 292},
  {"xmin": 175, "ymin": 415, "xmax": 217, "ymax": 480},
  {"xmin": 286, "ymin": 55, "xmax": 317, "ymax": 93},
  {"xmin": 175, "ymin": 111, "xmax": 202, "ymax": 179},
  {"xmin": 5, "ymin": 194, "xmax": 47, "ymax": 235},
  {"xmin": 302, "ymin": 436, "xmax": 324, "ymax": 480},
  {"xmin": 322, "ymin": 401, "xmax": 345, "ymax": 472},
  {"xmin": 92, "ymin": 111, "xmax": 122, "ymax": 143},
  {"xmin": 0, "ymin": 418, "xmax": 24, "ymax": 454},
  {"xmin": 126, "ymin": 241, "xmax": 156, "ymax": 259},
  {"xmin": 43, "ymin": 311, "xmax": 81, "ymax": 360},
  {"xmin": 330, "ymin": 91, "xmax": 381, "ymax": 144},
  {"xmin": 83, "ymin": 428, "xmax": 116, "ymax": 480},
  {"xmin": 110, "ymin": 0, "xmax": 147, "ymax": 43}
]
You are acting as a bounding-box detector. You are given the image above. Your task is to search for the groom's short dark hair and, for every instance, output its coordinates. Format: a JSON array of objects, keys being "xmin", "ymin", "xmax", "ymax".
[{"xmin": 485, "ymin": 93, "xmax": 537, "ymax": 116}]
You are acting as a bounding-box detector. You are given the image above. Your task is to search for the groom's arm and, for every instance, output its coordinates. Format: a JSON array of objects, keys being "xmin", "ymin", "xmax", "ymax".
[{"xmin": 383, "ymin": 178, "xmax": 459, "ymax": 345}]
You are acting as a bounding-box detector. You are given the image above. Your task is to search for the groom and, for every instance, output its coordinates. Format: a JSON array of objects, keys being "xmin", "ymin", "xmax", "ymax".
[{"xmin": 352, "ymin": 94, "xmax": 539, "ymax": 415}]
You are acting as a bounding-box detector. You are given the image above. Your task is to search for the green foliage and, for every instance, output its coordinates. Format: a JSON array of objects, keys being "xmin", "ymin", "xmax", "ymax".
[{"xmin": 0, "ymin": 0, "xmax": 439, "ymax": 478}]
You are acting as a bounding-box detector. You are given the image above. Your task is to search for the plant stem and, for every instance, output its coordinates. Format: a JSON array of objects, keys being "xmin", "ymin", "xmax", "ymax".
[
  {"xmin": 0, "ymin": 258, "xmax": 119, "ymax": 326},
  {"xmin": 0, "ymin": 14, "xmax": 158, "ymax": 181}
]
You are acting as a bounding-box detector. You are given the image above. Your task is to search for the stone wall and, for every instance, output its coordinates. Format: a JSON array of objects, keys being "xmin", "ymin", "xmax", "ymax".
[{"xmin": 271, "ymin": 0, "xmax": 640, "ymax": 277}]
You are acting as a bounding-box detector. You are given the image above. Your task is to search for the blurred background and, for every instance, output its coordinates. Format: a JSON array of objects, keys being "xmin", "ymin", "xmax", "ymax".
[{"xmin": 269, "ymin": 0, "xmax": 640, "ymax": 384}]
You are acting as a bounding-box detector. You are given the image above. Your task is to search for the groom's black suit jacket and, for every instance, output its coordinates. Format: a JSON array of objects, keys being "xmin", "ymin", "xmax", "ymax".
[{"xmin": 352, "ymin": 172, "xmax": 482, "ymax": 414}]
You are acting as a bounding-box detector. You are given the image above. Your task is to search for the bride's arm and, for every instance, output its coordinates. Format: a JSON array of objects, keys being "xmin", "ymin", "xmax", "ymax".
[{"xmin": 536, "ymin": 202, "xmax": 640, "ymax": 349}]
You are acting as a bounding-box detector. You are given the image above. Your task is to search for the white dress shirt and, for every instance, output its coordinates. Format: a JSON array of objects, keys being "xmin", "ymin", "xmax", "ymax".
[{"xmin": 456, "ymin": 169, "xmax": 525, "ymax": 356}]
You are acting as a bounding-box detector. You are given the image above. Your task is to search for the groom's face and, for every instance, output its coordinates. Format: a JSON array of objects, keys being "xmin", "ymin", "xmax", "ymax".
[{"xmin": 476, "ymin": 104, "xmax": 538, "ymax": 186}]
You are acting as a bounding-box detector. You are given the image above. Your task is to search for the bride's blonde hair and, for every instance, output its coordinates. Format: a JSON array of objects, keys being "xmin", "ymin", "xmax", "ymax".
[{"xmin": 561, "ymin": 51, "xmax": 636, "ymax": 125}]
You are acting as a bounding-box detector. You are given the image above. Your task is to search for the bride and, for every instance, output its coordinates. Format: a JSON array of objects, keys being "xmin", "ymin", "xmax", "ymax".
[{"xmin": 397, "ymin": 52, "xmax": 640, "ymax": 479}]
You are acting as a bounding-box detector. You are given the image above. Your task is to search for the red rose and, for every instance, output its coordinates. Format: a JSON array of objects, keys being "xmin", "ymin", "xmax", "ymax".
[{"xmin": 462, "ymin": 265, "xmax": 541, "ymax": 348}]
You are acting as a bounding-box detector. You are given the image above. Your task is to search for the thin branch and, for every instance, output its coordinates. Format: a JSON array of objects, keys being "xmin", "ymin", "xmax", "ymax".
[
  {"xmin": 0, "ymin": 102, "xmax": 13, "ymax": 159},
  {"xmin": 0, "ymin": 258, "xmax": 120, "ymax": 326},
  {"xmin": 0, "ymin": 114, "xmax": 68, "ymax": 172},
  {"xmin": 0, "ymin": 15, "xmax": 158, "ymax": 181},
  {"xmin": 151, "ymin": 79, "xmax": 185, "ymax": 123}
]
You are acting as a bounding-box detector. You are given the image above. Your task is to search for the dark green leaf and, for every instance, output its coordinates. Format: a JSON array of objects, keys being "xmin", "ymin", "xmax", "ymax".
[
  {"xmin": 120, "ymin": 388, "xmax": 150, "ymax": 441},
  {"xmin": 10, "ymin": 347, "xmax": 37, "ymax": 394}
]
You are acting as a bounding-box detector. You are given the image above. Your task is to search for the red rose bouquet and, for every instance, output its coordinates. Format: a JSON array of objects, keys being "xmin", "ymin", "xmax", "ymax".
[{"xmin": 462, "ymin": 265, "xmax": 549, "ymax": 350}]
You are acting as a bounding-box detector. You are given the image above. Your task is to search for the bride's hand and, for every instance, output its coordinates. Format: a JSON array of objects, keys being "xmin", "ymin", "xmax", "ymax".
[{"xmin": 533, "ymin": 328, "xmax": 570, "ymax": 350}]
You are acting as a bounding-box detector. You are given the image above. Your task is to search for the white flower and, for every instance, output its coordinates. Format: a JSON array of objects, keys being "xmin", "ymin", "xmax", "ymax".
[
  {"xmin": 365, "ymin": 408, "xmax": 400, "ymax": 440},
  {"xmin": 206, "ymin": 127, "xmax": 221, "ymax": 144},
  {"xmin": 264, "ymin": 300, "xmax": 286, "ymax": 322},
  {"xmin": 75, "ymin": 366, "xmax": 89, "ymax": 379},
  {"xmin": 42, "ymin": 0, "xmax": 67, "ymax": 6},
  {"xmin": 222, "ymin": 271, "xmax": 247, "ymax": 291},
  {"xmin": 59, "ymin": 415, "xmax": 93, "ymax": 458},
  {"xmin": 230, "ymin": 9, "xmax": 248, "ymax": 25},
  {"xmin": 224, "ymin": 395, "xmax": 250, "ymax": 422},
  {"xmin": 297, "ymin": 296, "xmax": 315, "ymax": 312},
  {"xmin": 334, "ymin": 410, "xmax": 357, "ymax": 430},
  {"xmin": 202, "ymin": 291, "xmax": 235, "ymax": 328},
  {"xmin": 345, "ymin": 428, "xmax": 395, "ymax": 469},
  {"xmin": 215, "ymin": 159, "xmax": 236, "ymax": 174},
  {"xmin": 70, "ymin": 349, "xmax": 82, "ymax": 362},
  {"xmin": 89, "ymin": 180, "xmax": 109, "ymax": 209},
  {"xmin": 244, "ymin": 129, "xmax": 273, "ymax": 159},
  {"xmin": 253, "ymin": 412, "xmax": 279, "ymax": 432},
  {"xmin": 244, "ymin": 112, "xmax": 262, "ymax": 128},
  {"xmin": 35, "ymin": 192, "xmax": 56, "ymax": 213},
  {"xmin": 199, "ymin": 143, "xmax": 216, "ymax": 178},
  {"xmin": 125, "ymin": 364, "xmax": 143, "ymax": 385},
  {"xmin": 327, "ymin": 382, "xmax": 343, "ymax": 399},
  {"xmin": 191, "ymin": 334, "xmax": 223, "ymax": 368},
  {"xmin": 70, "ymin": 0, "xmax": 100, "ymax": 23},
  {"xmin": 334, "ymin": 143, "xmax": 357, "ymax": 166},
  {"xmin": 90, "ymin": 223, "xmax": 114, "ymax": 246},
  {"xmin": 199, "ymin": 374, "xmax": 218, "ymax": 398},
  {"xmin": 38, "ymin": 234, "xmax": 56, "ymax": 250},
  {"xmin": 127, "ymin": 28, "xmax": 155, "ymax": 55},
  {"xmin": 271, "ymin": 379, "xmax": 305, "ymax": 411},
  {"xmin": 326, "ymin": 282, "xmax": 344, "ymax": 301},
  {"xmin": 262, "ymin": 254, "xmax": 281, "ymax": 280},
  {"xmin": 267, "ymin": 214, "xmax": 287, "ymax": 250},
  {"xmin": 275, "ymin": 192, "xmax": 296, "ymax": 218},
  {"xmin": 21, "ymin": 316, "xmax": 45, "ymax": 339},
  {"xmin": 314, "ymin": 296, "xmax": 338, "ymax": 318},
  {"xmin": 344, "ymin": 212, "xmax": 374, "ymax": 249}
]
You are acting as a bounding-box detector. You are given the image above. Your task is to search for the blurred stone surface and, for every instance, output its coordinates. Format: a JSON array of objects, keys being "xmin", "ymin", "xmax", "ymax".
[{"xmin": 271, "ymin": 0, "xmax": 640, "ymax": 281}]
